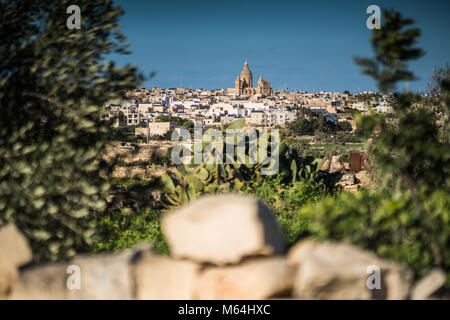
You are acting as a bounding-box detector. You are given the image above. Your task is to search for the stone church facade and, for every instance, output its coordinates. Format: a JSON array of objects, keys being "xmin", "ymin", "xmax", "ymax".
[{"xmin": 228, "ymin": 61, "xmax": 273, "ymax": 96}]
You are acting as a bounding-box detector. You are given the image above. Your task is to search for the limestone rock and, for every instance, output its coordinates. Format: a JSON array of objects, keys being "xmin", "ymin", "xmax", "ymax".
[
  {"xmin": 162, "ymin": 195, "xmax": 284, "ymax": 265},
  {"xmin": 320, "ymin": 155, "xmax": 344, "ymax": 173},
  {"xmin": 320, "ymin": 159, "xmax": 330, "ymax": 171},
  {"xmin": 0, "ymin": 224, "xmax": 32, "ymax": 268},
  {"xmin": 411, "ymin": 269, "xmax": 447, "ymax": 300},
  {"xmin": 10, "ymin": 248, "xmax": 149, "ymax": 299},
  {"xmin": 337, "ymin": 173, "xmax": 357, "ymax": 187},
  {"xmin": 289, "ymin": 241, "xmax": 412, "ymax": 300},
  {"xmin": 0, "ymin": 266, "xmax": 18, "ymax": 299},
  {"xmin": 0, "ymin": 224, "xmax": 32, "ymax": 298},
  {"xmin": 9, "ymin": 263, "xmax": 70, "ymax": 300},
  {"xmin": 287, "ymin": 239, "xmax": 319, "ymax": 265},
  {"xmin": 329, "ymin": 156, "xmax": 343, "ymax": 173},
  {"xmin": 355, "ymin": 170, "xmax": 371, "ymax": 188},
  {"xmin": 344, "ymin": 184, "xmax": 359, "ymax": 192},
  {"xmin": 195, "ymin": 257, "xmax": 295, "ymax": 299},
  {"xmin": 335, "ymin": 173, "xmax": 360, "ymax": 192},
  {"xmin": 68, "ymin": 250, "xmax": 137, "ymax": 299},
  {"xmin": 132, "ymin": 252, "xmax": 199, "ymax": 300}
]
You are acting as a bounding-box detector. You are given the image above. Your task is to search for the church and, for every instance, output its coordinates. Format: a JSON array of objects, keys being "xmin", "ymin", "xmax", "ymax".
[{"xmin": 228, "ymin": 61, "xmax": 273, "ymax": 96}]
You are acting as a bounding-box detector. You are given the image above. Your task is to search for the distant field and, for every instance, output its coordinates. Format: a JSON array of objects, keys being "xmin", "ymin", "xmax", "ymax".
[{"xmin": 309, "ymin": 143, "xmax": 364, "ymax": 149}]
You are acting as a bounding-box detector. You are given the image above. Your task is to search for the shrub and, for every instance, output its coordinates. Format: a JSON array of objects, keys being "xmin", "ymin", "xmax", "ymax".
[
  {"xmin": 150, "ymin": 149, "xmax": 172, "ymax": 166},
  {"xmin": 243, "ymin": 174, "xmax": 324, "ymax": 246},
  {"xmin": 93, "ymin": 209, "xmax": 169, "ymax": 255},
  {"xmin": 338, "ymin": 153, "xmax": 350, "ymax": 164},
  {"xmin": 299, "ymin": 189, "xmax": 450, "ymax": 284},
  {"xmin": 111, "ymin": 127, "xmax": 139, "ymax": 143}
]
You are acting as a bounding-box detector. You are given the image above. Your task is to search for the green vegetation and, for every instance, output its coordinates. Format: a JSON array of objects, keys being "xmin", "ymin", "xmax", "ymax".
[
  {"xmin": 354, "ymin": 93, "xmax": 382, "ymax": 103},
  {"xmin": 309, "ymin": 143, "xmax": 361, "ymax": 149},
  {"xmin": 93, "ymin": 209, "xmax": 169, "ymax": 255},
  {"xmin": 284, "ymin": 139, "xmax": 364, "ymax": 164},
  {"xmin": 242, "ymin": 175, "xmax": 321, "ymax": 245},
  {"xmin": 108, "ymin": 178, "xmax": 148, "ymax": 187},
  {"xmin": 94, "ymin": 160, "xmax": 327, "ymax": 255},
  {"xmin": 286, "ymin": 108, "xmax": 351, "ymax": 136},
  {"xmin": 155, "ymin": 115, "xmax": 192, "ymax": 129},
  {"xmin": 149, "ymin": 148, "xmax": 173, "ymax": 166},
  {"xmin": 110, "ymin": 126, "xmax": 139, "ymax": 143},
  {"xmin": 159, "ymin": 119, "xmax": 278, "ymax": 209},
  {"xmin": 422, "ymin": 64, "xmax": 450, "ymax": 141},
  {"xmin": 159, "ymin": 119, "xmax": 328, "ymax": 211},
  {"xmin": 298, "ymin": 189, "xmax": 449, "ymax": 281}
]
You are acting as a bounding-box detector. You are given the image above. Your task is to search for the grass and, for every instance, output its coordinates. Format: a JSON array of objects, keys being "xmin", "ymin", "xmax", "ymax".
[
  {"xmin": 310, "ymin": 143, "xmax": 363, "ymax": 149},
  {"xmin": 93, "ymin": 209, "xmax": 169, "ymax": 255},
  {"xmin": 108, "ymin": 177, "xmax": 148, "ymax": 186}
]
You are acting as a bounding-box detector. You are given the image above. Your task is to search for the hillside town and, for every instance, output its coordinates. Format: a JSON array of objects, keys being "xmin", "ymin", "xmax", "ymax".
[{"xmin": 103, "ymin": 62, "xmax": 394, "ymax": 138}]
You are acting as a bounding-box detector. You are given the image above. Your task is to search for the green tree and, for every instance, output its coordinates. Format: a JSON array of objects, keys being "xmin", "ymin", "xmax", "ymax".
[
  {"xmin": 354, "ymin": 10, "xmax": 449, "ymax": 194},
  {"xmin": 354, "ymin": 10, "xmax": 425, "ymax": 93},
  {"xmin": 156, "ymin": 115, "xmax": 192, "ymax": 129},
  {"xmin": 0, "ymin": 0, "xmax": 143, "ymax": 261},
  {"xmin": 337, "ymin": 121, "xmax": 352, "ymax": 132},
  {"xmin": 423, "ymin": 64, "xmax": 450, "ymax": 141},
  {"xmin": 288, "ymin": 108, "xmax": 337, "ymax": 136}
]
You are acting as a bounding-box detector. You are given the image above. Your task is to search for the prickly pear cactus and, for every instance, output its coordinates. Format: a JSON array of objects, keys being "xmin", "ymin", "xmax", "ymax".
[{"xmin": 159, "ymin": 119, "xmax": 323, "ymax": 210}]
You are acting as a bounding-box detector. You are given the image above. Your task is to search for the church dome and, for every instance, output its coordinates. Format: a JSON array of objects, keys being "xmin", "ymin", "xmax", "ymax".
[
  {"xmin": 239, "ymin": 61, "xmax": 253, "ymax": 87},
  {"xmin": 232, "ymin": 61, "xmax": 272, "ymax": 96},
  {"xmin": 240, "ymin": 61, "xmax": 252, "ymax": 77}
]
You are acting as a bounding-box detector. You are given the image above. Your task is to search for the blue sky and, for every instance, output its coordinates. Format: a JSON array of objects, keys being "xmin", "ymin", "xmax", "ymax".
[{"xmin": 111, "ymin": 0, "xmax": 450, "ymax": 93}]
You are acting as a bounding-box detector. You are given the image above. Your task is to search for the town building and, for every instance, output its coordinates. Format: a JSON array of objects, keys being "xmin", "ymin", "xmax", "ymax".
[{"xmin": 228, "ymin": 61, "xmax": 273, "ymax": 96}]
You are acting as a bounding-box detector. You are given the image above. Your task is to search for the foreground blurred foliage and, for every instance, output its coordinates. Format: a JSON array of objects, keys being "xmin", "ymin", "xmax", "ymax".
[
  {"xmin": 0, "ymin": 0, "xmax": 143, "ymax": 261},
  {"xmin": 299, "ymin": 9, "xmax": 450, "ymax": 285},
  {"xmin": 93, "ymin": 209, "xmax": 169, "ymax": 256}
]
